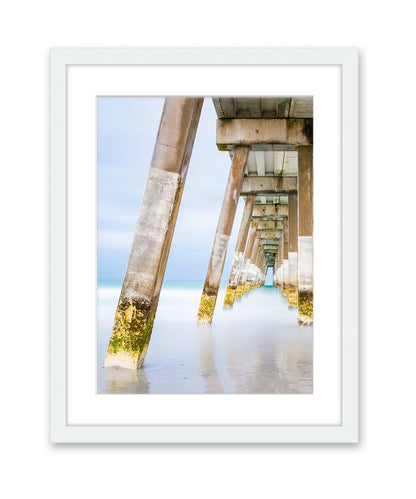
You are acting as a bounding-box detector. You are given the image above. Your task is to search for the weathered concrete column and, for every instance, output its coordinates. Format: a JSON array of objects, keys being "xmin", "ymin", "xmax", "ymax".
[
  {"xmin": 297, "ymin": 146, "xmax": 313, "ymax": 325},
  {"xmin": 288, "ymin": 193, "xmax": 298, "ymax": 308},
  {"xmin": 251, "ymin": 245, "xmax": 259, "ymax": 287},
  {"xmin": 262, "ymin": 261, "xmax": 268, "ymax": 285},
  {"xmin": 252, "ymin": 247, "xmax": 261, "ymax": 288},
  {"xmin": 236, "ymin": 219, "xmax": 258, "ymax": 298},
  {"xmin": 256, "ymin": 251, "xmax": 263, "ymax": 286},
  {"xmin": 197, "ymin": 146, "xmax": 250, "ymax": 324},
  {"xmin": 224, "ymin": 194, "xmax": 255, "ymax": 308},
  {"xmin": 245, "ymin": 235, "xmax": 260, "ymax": 291},
  {"xmin": 259, "ymin": 252, "xmax": 266, "ymax": 286},
  {"xmin": 273, "ymin": 252, "xmax": 279, "ymax": 287},
  {"xmin": 276, "ymin": 242, "xmax": 282, "ymax": 287},
  {"xmin": 105, "ymin": 97, "xmax": 203, "ymax": 369},
  {"xmin": 258, "ymin": 253, "xmax": 266, "ymax": 287},
  {"xmin": 282, "ymin": 217, "xmax": 289, "ymax": 295}
]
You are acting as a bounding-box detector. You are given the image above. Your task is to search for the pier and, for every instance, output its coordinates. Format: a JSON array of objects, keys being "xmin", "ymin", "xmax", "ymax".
[{"xmin": 105, "ymin": 96, "xmax": 313, "ymax": 369}]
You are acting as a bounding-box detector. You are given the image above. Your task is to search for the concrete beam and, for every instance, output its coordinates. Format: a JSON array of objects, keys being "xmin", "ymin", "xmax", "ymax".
[
  {"xmin": 258, "ymin": 216, "xmax": 286, "ymax": 222},
  {"xmin": 258, "ymin": 220, "xmax": 284, "ymax": 231},
  {"xmin": 254, "ymin": 194, "xmax": 288, "ymax": 205},
  {"xmin": 252, "ymin": 204, "xmax": 288, "ymax": 218},
  {"xmin": 259, "ymin": 230, "xmax": 281, "ymax": 239},
  {"xmin": 240, "ymin": 176, "xmax": 297, "ymax": 195},
  {"xmin": 261, "ymin": 239, "xmax": 280, "ymax": 246},
  {"xmin": 217, "ymin": 118, "xmax": 313, "ymax": 151}
]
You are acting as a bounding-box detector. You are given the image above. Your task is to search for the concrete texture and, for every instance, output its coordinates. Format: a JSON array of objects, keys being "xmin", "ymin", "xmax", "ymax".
[
  {"xmin": 197, "ymin": 146, "xmax": 250, "ymax": 324},
  {"xmin": 217, "ymin": 118, "xmax": 313, "ymax": 150},
  {"xmin": 224, "ymin": 194, "xmax": 255, "ymax": 308},
  {"xmin": 297, "ymin": 146, "xmax": 313, "ymax": 325},
  {"xmin": 240, "ymin": 176, "xmax": 297, "ymax": 194},
  {"xmin": 105, "ymin": 97, "xmax": 203, "ymax": 368}
]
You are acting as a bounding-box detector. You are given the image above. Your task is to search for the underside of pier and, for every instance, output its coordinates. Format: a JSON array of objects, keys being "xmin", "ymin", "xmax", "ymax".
[
  {"xmin": 197, "ymin": 96, "xmax": 313, "ymax": 326},
  {"xmin": 105, "ymin": 96, "xmax": 313, "ymax": 369}
]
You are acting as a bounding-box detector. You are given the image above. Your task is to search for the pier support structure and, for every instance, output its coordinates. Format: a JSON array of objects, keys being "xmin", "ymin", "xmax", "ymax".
[
  {"xmin": 282, "ymin": 217, "xmax": 289, "ymax": 296},
  {"xmin": 197, "ymin": 145, "xmax": 250, "ymax": 324},
  {"xmin": 245, "ymin": 234, "xmax": 260, "ymax": 291},
  {"xmin": 251, "ymin": 244, "xmax": 261, "ymax": 288},
  {"xmin": 275, "ymin": 224, "xmax": 284, "ymax": 288},
  {"xmin": 199, "ymin": 97, "xmax": 313, "ymax": 325},
  {"xmin": 273, "ymin": 249, "xmax": 279, "ymax": 287},
  {"xmin": 297, "ymin": 146, "xmax": 313, "ymax": 325},
  {"xmin": 255, "ymin": 251, "xmax": 266, "ymax": 287},
  {"xmin": 235, "ymin": 219, "xmax": 258, "ymax": 299},
  {"xmin": 287, "ymin": 193, "xmax": 298, "ymax": 308},
  {"xmin": 105, "ymin": 97, "xmax": 203, "ymax": 369},
  {"xmin": 224, "ymin": 194, "xmax": 255, "ymax": 308}
]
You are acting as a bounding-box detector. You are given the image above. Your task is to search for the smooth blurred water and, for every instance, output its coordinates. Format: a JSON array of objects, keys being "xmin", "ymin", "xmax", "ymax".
[{"xmin": 97, "ymin": 280, "xmax": 313, "ymax": 394}]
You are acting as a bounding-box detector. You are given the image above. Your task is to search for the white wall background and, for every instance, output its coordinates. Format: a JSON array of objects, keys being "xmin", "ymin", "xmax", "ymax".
[{"xmin": 1, "ymin": 1, "xmax": 415, "ymax": 498}]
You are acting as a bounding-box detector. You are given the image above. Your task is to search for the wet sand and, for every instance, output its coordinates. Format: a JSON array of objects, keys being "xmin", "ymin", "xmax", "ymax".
[{"xmin": 97, "ymin": 281, "xmax": 313, "ymax": 394}]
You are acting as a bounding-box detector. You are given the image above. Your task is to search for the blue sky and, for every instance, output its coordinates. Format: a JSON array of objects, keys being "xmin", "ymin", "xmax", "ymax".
[{"xmin": 97, "ymin": 97, "xmax": 271, "ymax": 283}]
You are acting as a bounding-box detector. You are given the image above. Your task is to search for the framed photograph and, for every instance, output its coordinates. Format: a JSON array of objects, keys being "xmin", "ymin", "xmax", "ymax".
[{"xmin": 50, "ymin": 48, "xmax": 358, "ymax": 443}]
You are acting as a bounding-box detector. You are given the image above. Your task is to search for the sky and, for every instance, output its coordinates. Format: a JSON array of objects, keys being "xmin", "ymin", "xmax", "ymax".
[{"xmin": 97, "ymin": 97, "xmax": 272, "ymax": 283}]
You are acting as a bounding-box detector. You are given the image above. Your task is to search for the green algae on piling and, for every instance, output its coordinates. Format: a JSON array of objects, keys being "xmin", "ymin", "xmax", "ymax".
[
  {"xmin": 288, "ymin": 289, "xmax": 298, "ymax": 309},
  {"xmin": 298, "ymin": 290, "xmax": 313, "ymax": 325},
  {"xmin": 105, "ymin": 298, "xmax": 157, "ymax": 368},
  {"xmin": 197, "ymin": 294, "xmax": 217, "ymax": 324},
  {"xmin": 223, "ymin": 287, "xmax": 236, "ymax": 308}
]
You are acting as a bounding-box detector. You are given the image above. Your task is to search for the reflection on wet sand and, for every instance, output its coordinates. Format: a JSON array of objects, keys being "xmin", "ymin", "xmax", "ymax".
[
  {"xmin": 197, "ymin": 326, "xmax": 225, "ymax": 393},
  {"xmin": 225, "ymin": 324, "xmax": 312, "ymax": 394},
  {"xmin": 101, "ymin": 365, "xmax": 149, "ymax": 394},
  {"xmin": 97, "ymin": 283, "xmax": 313, "ymax": 394}
]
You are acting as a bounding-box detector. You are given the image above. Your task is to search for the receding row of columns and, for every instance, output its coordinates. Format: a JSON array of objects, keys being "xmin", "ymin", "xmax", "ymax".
[
  {"xmin": 272, "ymin": 147, "xmax": 313, "ymax": 325},
  {"xmin": 196, "ymin": 148, "xmax": 313, "ymax": 326},
  {"xmin": 105, "ymin": 97, "xmax": 313, "ymax": 370},
  {"xmin": 222, "ymin": 194, "xmax": 254, "ymax": 307},
  {"xmin": 196, "ymin": 145, "xmax": 250, "ymax": 324},
  {"xmin": 197, "ymin": 148, "xmax": 313, "ymax": 327}
]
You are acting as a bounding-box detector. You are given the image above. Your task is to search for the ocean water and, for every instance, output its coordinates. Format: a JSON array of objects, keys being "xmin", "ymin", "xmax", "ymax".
[{"xmin": 97, "ymin": 280, "xmax": 313, "ymax": 394}]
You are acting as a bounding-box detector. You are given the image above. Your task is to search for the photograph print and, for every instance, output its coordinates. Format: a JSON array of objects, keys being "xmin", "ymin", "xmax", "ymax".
[{"xmin": 97, "ymin": 96, "xmax": 313, "ymax": 395}]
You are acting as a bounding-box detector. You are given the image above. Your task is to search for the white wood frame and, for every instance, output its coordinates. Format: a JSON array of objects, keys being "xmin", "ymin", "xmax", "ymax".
[{"xmin": 50, "ymin": 48, "xmax": 359, "ymax": 443}]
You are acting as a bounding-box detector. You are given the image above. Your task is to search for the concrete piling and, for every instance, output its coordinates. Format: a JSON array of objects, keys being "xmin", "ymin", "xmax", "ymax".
[
  {"xmin": 245, "ymin": 235, "xmax": 260, "ymax": 291},
  {"xmin": 297, "ymin": 146, "xmax": 313, "ymax": 325},
  {"xmin": 197, "ymin": 145, "xmax": 250, "ymax": 324},
  {"xmin": 273, "ymin": 252, "xmax": 279, "ymax": 287},
  {"xmin": 251, "ymin": 245, "xmax": 260, "ymax": 288},
  {"xmin": 254, "ymin": 251, "xmax": 266, "ymax": 287},
  {"xmin": 274, "ymin": 225, "xmax": 284, "ymax": 289},
  {"xmin": 223, "ymin": 194, "xmax": 255, "ymax": 308},
  {"xmin": 282, "ymin": 217, "xmax": 289, "ymax": 296},
  {"xmin": 212, "ymin": 97, "xmax": 313, "ymax": 323},
  {"xmin": 236, "ymin": 219, "xmax": 258, "ymax": 298},
  {"xmin": 262, "ymin": 261, "xmax": 267, "ymax": 285},
  {"xmin": 102, "ymin": 96, "xmax": 313, "ymax": 373},
  {"xmin": 287, "ymin": 193, "xmax": 299, "ymax": 308},
  {"xmin": 105, "ymin": 97, "xmax": 203, "ymax": 369}
]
